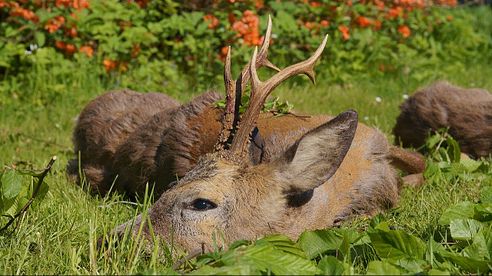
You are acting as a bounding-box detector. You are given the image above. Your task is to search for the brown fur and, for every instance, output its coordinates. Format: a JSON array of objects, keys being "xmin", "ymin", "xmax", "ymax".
[
  {"xmin": 394, "ymin": 81, "xmax": 492, "ymax": 158},
  {"xmin": 67, "ymin": 89, "xmax": 180, "ymax": 194}
]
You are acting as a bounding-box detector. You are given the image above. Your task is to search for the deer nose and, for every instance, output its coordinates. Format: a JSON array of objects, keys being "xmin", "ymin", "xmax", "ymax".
[{"xmin": 97, "ymin": 214, "xmax": 149, "ymax": 250}]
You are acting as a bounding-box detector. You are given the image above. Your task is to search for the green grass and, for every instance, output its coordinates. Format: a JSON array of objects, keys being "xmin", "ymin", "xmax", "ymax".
[{"xmin": 1, "ymin": 59, "xmax": 492, "ymax": 274}]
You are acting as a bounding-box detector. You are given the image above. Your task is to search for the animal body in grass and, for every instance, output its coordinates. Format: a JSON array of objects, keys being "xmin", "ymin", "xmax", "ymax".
[
  {"xmin": 394, "ymin": 81, "xmax": 492, "ymax": 159},
  {"xmin": 68, "ymin": 19, "xmax": 425, "ymax": 253}
]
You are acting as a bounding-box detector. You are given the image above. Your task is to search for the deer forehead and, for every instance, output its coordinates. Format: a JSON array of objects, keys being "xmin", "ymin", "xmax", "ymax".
[{"xmin": 173, "ymin": 156, "xmax": 276, "ymax": 200}]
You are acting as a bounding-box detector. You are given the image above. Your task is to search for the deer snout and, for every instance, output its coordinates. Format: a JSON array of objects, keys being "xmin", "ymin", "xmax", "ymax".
[{"xmin": 98, "ymin": 214, "xmax": 160, "ymax": 251}]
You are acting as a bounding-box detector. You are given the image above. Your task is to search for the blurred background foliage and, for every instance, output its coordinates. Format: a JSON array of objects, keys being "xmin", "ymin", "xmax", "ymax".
[{"xmin": 0, "ymin": 0, "xmax": 491, "ymax": 96}]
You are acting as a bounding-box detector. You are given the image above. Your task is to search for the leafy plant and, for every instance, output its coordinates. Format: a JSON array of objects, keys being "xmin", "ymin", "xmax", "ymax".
[
  {"xmin": 2, "ymin": 1, "xmax": 492, "ymax": 93},
  {"xmin": 0, "ymin": 156, "xmax": 56, "ymax": 232}
]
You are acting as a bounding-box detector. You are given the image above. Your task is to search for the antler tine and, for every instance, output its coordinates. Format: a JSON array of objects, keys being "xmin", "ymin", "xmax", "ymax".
[
  {"xmin": 238, "ymin": 15, "xmax": 280, "ymax": 90},
  {"xmin": 230, "ymin": 34, "xmax": 329, "ymax": 155},
  {"xmin": 216, "ymin": 16, "xmax": 279, "ymax": 151},
  {"xmin": 215, "ymin": 46, "xmax": 235, "ymax": 151}
]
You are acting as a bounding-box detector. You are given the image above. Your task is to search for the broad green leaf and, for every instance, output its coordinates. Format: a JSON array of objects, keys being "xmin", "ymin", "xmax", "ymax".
[
  {"xmin": 297, "ymin": 229, "xmax": 343, "ymax": 259},
  {"xmin": 462, "ymin": 230, "xmax": 490, "ymax": 260},
  {"xmin": 366, "ymin": 261, "xmax": 402, "ymax": 275},
  {"xmin": 336, "ymin": 228, "xmax": 366, "ymax": 245},
  {"xmin": 374, "ymin": 221, "xmax": 391, "ymax": 232},
  {"xmin": 428, "ymin": 268, "xmax": 451, "ymax": 275},
  {"xmin": 0, "ymin": 170, "xmax": 22, "ymax": 200},
  {"xmin": 446, "ymin": 136, "xmax": 461, "ymax": 163},
  {"xmin": 474, "ymin": 203, "xmax": 492, "ymax": 222},
  {"xmin": 339, "ymin": 230, "xmax": 352, "ymax": 260},
  {"xmin": 2, "ymin": 196, "xmax": 20, "ymax": 218},
  {"xmin": 438, "ymin": 250, "xmax": 489, "ymax": 273},
  {"xmin": 449, "ymin": 219, "xmax": 482, "ymax": 241},
  {"xmin": 368, "ymin": 227, "xmax": 426, "ymax": 260},
  {"xmin": 191, "ymin": 264, "xmax": 259, "ymax": 275},
  {"xmin": 228, "ymin": 239, "xmax": 250, "ymax": 250},
  {"xmin": 317, "ymin": 256, "xmax": 345, "ymax": 275},
  {"xmin": 460, "ymin": 158, "xmax": 482, "ymax": 172},
  {"xmin": 219, "ymin": 241, "xmax": 318, "ymax": 275},
  {"xmin": 426, "ymin": 134, "xmax": 442, "ymax": 151},
  {"xmin": 16, "ymin": 197, "xmax": 29, "ymax": 214},
  {"xmin": 35, "ymin": 32, "xmax": 46, "ymax": 47},
  {"xmin": 261, "ymin": 234, "xmax": 306, "ymax": 258},
  {"xmin": 32, "ymin": 179, "xmax": 49, "ymax": 200},
  {"xmin": 0, "ymin": 196, "xmax": 16, "ymax": 215},
  {"xmin": 439, "ymin": 201, "xmax": 475, "ymax": 225},
  {"xmin": 480, "ymin": 186, "xmax": 492, "ymax": 203},
  {"xmin": 390, "ymin": 258, "xmax": 427, "ymax": 274}
]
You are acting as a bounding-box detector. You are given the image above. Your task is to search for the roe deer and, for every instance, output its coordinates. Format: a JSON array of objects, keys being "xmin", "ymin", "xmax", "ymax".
[
  {"xmin": 394, "ymin": 81, "xmax": 492, "ymax": 159},
  {"xmin": 65, "ymin": 19, "xmax": 427, "ymax": 253},
  {"xmin": 68, "ymin": 19, "xmax": 424, "ymax": 199}
]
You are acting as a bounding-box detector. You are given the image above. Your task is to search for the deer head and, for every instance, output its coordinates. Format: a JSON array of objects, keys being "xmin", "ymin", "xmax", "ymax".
[{"xmin": 113, "ymin": 18, "xmax": 358, "ymax": 253}]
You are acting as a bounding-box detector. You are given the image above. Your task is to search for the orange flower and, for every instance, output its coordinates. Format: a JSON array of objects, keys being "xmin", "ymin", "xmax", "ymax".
[
  {"xmin": 55, "ymin": 40, "xmax": 66, "ymax": 50},
  {"xmin": 45, "ymin": 16, "xmax": 65, "ymax": 33},
  {"xmin": 79, "ymin": 45, "xmax": 94, "ymax": 57},
  {"xmin": 436, "ymin": 0, "xmax": 457, "ymax": 6},
  {"xmin": 103, "ymin": 59, "xmax": 118, "ymax": 72},
  {"xmin": 243, "ymin": 10, "xmax": 254, "ymax": 18},
  {"xmin": 356, "ymin": 16, "xmax": 371, "ymax": 28},
  {"xmin": 72, "ymin": 0, "xmax": 90, "ymax": 9},
  {"xmin": 219, "ymin": 46, "xmax": 229, "ymax": 61},
  {"xmin": 338, "ymin": 25, "xmax": 350, "ymax": 41},
  {"xmin": 203, "ymin": 14, "xmax": 219, "ymax": 29},
  {"xmin": 446, "ymin": 15, "xmax": 453, "ymax": 21},
  {"xmin": 255, "ymin": 0, "xmax": 264, "ymax": 9},
  {"xmin": 309, "ymin": 1, "xmax": 321, "ymax": 7},
  {"xmin": 387, "ymin": 7, "xmax": 403, "ymax": 19},
  {"xmin": 232, "ymin": 21, "xmax": 248, "ymax": 35},
  {"xmin": 304, "ymin": 21, "xmax": 316, "ymax": 30},
  {"xmin": 374, "ymin": 0, "xmax": 385, "ymax": 10},
  {"xmin": 55, "ymin": 0, "xmax": 71, "ymax": 7},
  {"xmin": 232, "ymin": 10, "xmax": 260, "ymax": 46},
  {"xmin": 398, "ymin": 25, "xmax": 411, "ymax": 38},
  {"xmin": 320, "ymin": 20, "xmax": 329, "ymax": 27},
  {"xmin": 65, "ymin": 43, "xmax": 77, "ymax": 55},
  {"xmin": 65, "ymin": 27, "xmax": 77, "ymax": 38},
  {"xmin": 221, "ymin": 46, "xmax": 229, "ymax": 56},
  {"xmin": 10, "ymin": 7, "xmax": 38, "ymax": 22}
]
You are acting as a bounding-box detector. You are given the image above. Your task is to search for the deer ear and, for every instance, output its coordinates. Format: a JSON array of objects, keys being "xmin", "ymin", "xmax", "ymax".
[{"xmin": 276, "ymin": 110, "xmax": 358, "ymax": 193}]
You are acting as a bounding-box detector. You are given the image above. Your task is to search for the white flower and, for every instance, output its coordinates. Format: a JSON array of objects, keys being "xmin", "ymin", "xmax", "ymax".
[
  {"xmin": 25, "ymin": 50, "xmax": 32, "ymax": 55},
  {"xmin": 363, "ymin": 116, "xmax": 369, "ymax": 121},
  {"xmin": 29, "ymin": 44, "xmax": 38, "ymax": 51},
  {"xmin": 403, "ymin": 94, "xmax": 409, "ymax": 100},
  {"xmin": 375, "ymin": 96, "xmax": 382, "ymax": 103}
]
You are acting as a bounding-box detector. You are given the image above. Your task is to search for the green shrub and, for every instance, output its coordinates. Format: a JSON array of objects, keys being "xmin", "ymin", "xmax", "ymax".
[{"xmin": 1, "ymin": 0, "xmax": 491, "ymax": 95}]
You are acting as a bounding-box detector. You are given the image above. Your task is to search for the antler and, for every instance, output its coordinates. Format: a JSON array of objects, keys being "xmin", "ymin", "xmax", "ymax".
[
  {"xmin": 229, "ymin": 34, "xmax": 329, "ymax": 156},
  {"xmin": 215, "ymin": 15, "xmax": 279, "ymax": 151}
]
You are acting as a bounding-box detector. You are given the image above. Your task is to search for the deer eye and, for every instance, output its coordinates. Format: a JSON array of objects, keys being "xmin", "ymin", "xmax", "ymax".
[{"xmin": 190, "ymin": 198, "xmax": 217, "ymax": 211}]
